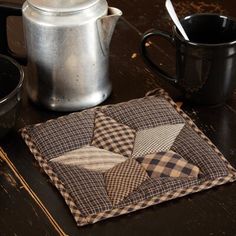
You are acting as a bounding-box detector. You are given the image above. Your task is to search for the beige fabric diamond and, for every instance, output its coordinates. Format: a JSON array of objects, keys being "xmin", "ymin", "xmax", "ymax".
[
  {"xmin": 104, "ymin": 159, "xmax": 149, "ymax": 205},
  {"xmin": 136, "ymin": 151, "xmax": 200, "ymax": 178},
  {"xmin": 91, "ymin": 111, "xmax": 136, "ymax": 157},
  {"xmin": 50, "ymin": 146, "xmax": 127, "ymax": 173},
  {"xmin": 132, "ymin": 123, "xmax": 184, "ymax": 158}
]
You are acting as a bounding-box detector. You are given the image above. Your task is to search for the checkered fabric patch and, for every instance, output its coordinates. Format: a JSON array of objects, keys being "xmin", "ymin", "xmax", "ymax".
[
  {"xmin": 136, "ymin": 151, "xmax": 200, "ymax": 178},
  {"xmin": 91, "ymin": 111, "xmax": 136, "ymax": 157},
  {"xmin": 49, "ymin": 161, "xmax": 112, "ymax": 216},
  {"xmin": 104, "ymin": 96, "xmax": 185, "ymax": 130},
  {"xmin": 171, "ymin": 125, "xmax": 229, "ymax": 179},
  {"xmin": 104, "ymin": 159, "xmax": 149, "ymax": 205},
  {"xmin": 25, "ymin": 110, "xmax": 95, "ymax": 160},
  {"xmin": 132, "ymin": 123, "xmax": 184, "ymax": 158},
  {"xmin": 50, "ymin": 146, "xmax": 127, "ymax": 172}
]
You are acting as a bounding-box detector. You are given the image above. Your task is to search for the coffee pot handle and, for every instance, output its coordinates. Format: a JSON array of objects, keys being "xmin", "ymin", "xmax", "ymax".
[
  {"xmin": 0, "ymin": 3, "xmax": 27, "ymax": 65},
  {"xmin": 140, "ymin": 29, "xmax": 177, "ymax": 83}
]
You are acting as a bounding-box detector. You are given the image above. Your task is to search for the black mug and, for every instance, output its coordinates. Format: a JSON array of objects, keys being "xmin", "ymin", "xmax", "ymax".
[{"xmin": 141, "ymin": 13, "xmax": 236, "ymax": 105}]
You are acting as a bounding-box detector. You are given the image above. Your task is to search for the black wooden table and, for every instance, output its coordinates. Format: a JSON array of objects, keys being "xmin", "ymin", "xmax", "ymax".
[{"xmin": 1, "ymin": 0, "xmax": 236, "ymax": 235}]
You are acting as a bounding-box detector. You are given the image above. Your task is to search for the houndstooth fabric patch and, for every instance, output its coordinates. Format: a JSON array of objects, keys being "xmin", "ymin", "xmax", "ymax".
[
  {"xmin": 103, "ymin": 96, "xmax": 185, "ymax": 130},
  {"xmin": 50, "ymin": 146, "xmax": 127, "ymax": 173},
  {"xmin": 91, "ymin": 111, "xmax": 136, "ymax": 157},
  {"xmin": 104, "ymin": 159, "xmax": 149, "ymax": 205},
  {"xmin": 49, "ymin": 161, "xmax": 112, "ymax": 216},
  {"xmin": 132, "ymin": 123, "xmax": 184, "ymax": 158},
  {"xmin": 136, "ymin": 151, "xmax": 200, "ymax": 178},
  {"xmin": 171, "ymin": 125, "xmax": 229, "ymax": 179},
  {"xmin": 25, "ymin": 111, "xmax": 95, "ymax": 160}
]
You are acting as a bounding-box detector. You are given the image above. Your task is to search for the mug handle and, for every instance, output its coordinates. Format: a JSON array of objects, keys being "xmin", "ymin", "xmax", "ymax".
[
  {"xmin": 0, "ymin": 3, "xmax": 27, "ymax": 65},
  {"xmin": 140, "ymin": 29, "xmax": 177, "ymax": 83}
]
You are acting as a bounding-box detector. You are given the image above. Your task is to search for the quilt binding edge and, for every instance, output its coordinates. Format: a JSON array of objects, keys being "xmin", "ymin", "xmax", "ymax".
[{"xmin": 20, "ymin": 88, "xmax": 236, "ymax": 226}]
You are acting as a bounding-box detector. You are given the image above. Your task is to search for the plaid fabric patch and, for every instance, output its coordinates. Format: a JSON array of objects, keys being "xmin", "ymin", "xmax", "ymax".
[
  {"xmin": 132, "ymin": 123, "xmax": 184, "ymax": 158},
  {"xmin": 50, "ymin": 146, "xmax": 127, "ymax": 172},
  {"xmin": 103, "ymin": 96, "xmax": 185, "ymax": 130},
  {"xmin": 49, "ymin": 161, "xmax": 112, "ymax": 216},
  {"xmin": 136, "ymin": 151, "xmax": 200, "ymax": 178},
  {"xmin": 104, "ymin": 159, "xmax": 149, "ymax": 205},
  {"xmin": 91, "ymin": 111, "xmax": 136, "ymax": 157},
  {"xmin": 26, "ymin": 111, "xmax": 95, "ymax": 160},
  {"xmin": 171, "ymin": 125, "xmax": 229, "ymax": 179}
]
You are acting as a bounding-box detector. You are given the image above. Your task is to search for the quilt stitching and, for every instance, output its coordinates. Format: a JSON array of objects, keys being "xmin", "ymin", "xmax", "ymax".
[
  {"xmin": 25, "ymin": 111, "xmax": 95, "ymax": 160},
  {"xmin": 103, "ymin": 96, "xmax": 185, "ymax": 130},
  {"xmin": 49, "ymin": 161, "xmax": 112, "ymax": 216},
  {"xmin": 170, "ymin": 125, "xmax": 229, "ymax": 179}
]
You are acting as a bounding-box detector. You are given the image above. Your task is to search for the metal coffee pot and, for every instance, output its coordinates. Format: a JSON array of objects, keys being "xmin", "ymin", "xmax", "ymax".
[{"xmin": 0, "ymin": 0, "xmax": 122, "ymax": 111}]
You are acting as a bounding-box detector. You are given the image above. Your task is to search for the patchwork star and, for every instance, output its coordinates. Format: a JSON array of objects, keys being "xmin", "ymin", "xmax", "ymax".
[
  {"xmin": 104, "ymin": 159, "xmax": 149, "ymax": 205},
  {"xmin": 136, "ymin": 150, "xmax": 200, "ymax": 178},
  {"xmin": 91, "ymin": 111, "xmax": 136, "ymax": 157}
]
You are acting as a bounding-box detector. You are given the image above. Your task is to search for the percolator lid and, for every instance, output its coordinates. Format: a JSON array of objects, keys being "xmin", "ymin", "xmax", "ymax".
[{"xmin": 27, "ymin": 0, "xmax": 101, "ymax": 13}]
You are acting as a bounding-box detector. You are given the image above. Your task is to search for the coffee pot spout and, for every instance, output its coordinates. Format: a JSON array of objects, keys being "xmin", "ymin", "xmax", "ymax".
[{"xmin": 97, "ymin": 7, "xmax": 122, "ymax": 54}]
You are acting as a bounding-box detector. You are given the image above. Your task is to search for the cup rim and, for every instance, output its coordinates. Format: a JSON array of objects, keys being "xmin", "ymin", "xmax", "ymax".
[
  {"xmin": 174, "ymin": 13, "xmax": 236, "ymax": 47},
  {"xmin": 0, "ymin": 54, "xmax": 24, "ymax": 104}
]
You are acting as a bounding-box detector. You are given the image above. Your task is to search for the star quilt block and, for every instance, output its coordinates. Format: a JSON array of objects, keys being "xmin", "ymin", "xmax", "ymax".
[{"xmin": 21, "ymin": 90, "xmax": 236, "ymax": 226}]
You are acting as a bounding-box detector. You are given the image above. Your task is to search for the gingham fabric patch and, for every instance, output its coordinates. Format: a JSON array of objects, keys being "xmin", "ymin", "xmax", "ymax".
[
  {"xmin": 136, "ymin": 151, "xmax": 200, "ymax": 178},
  {"xmin": 91, "ymin": 111, "xmax": 136, "ymax": 157},
  {"xmin": 132, "ymin": 123, "xmax": 184, "ymax": 158},
  {"xmin": 21, "ymin": 92, "xmax": 236, "ymax": 226},
  {"xmin": 50, "ymin": 146, "xmax": 127, "ymax": 172},
  {"xmin": 104, "ymin": 159, "xmax": 149, "ymax": 205}
]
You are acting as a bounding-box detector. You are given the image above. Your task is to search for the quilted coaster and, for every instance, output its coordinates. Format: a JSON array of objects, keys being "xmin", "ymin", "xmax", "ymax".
[{"xmin": 20, "ymin": 89, "xmax": 236, "ymax": 226}]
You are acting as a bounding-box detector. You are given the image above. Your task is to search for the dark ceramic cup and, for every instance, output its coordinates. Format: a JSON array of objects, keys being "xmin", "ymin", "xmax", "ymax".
[
  {"xmin": 140, "ymin": 13, "xmax": 236, "ymax": 105},
  {"xmin": 0, "ymin": 54, "xmax": 24, "ymax": 139}
]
